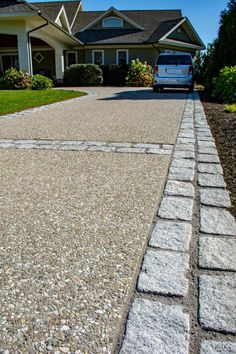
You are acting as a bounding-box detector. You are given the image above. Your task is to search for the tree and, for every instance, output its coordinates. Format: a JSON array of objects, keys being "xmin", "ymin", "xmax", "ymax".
[{"xmin": 203, "ymin": 0, "xmax": 236, "ymax": 91}]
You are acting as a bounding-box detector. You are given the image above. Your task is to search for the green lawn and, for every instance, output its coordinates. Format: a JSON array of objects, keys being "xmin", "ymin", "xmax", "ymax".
[{"xmin": 0, "ymin": 89, "xmax": 87, "ymax": 116}]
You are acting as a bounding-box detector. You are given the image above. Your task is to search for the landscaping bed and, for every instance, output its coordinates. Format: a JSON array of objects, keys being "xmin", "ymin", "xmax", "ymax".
[
  {"xmin": 199, "ymin": 91, "xmax": 236, "ymax": 218},
  {"xmin": 0, "ymin": 90, "xmax": 86, "ymax": 116}
]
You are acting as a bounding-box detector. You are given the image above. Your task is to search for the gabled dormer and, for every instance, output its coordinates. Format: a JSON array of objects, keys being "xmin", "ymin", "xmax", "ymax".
[
  {"xmin": 79, "ymin": 7, "xmax": 144, "ymax": 32},
  {"xmin": 159, "ymin": 17, "xmax": 205, "ymax": 49},
  {"xmin": 55, "ymin": 6, "xmax": 71, "ymax": 33}
]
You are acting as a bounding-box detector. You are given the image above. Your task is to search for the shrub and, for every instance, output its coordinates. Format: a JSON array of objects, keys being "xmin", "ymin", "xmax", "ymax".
[
  {"xmin": 212, "ymin": 65, "xmax": 236, "ymax": 103},
  {"xmin": 224, "ymin": 103, "xmax": 236, "ymax": 113},
  {"xmin": 31, "ymin": 74, "xmax": 53, "ymax": 90},
  {"xmin": 126, "ymin": 59, "xmax": 153, "ymax": 87},
  {"xmin": 64, "ymin": 64, "xmax": 103, "ymax": 86},
  {"xmin": 101, "ymin": 64, "xmax": 129, "ymax": 86},
  {"xmin": 0, "ymin": 67, "xmax": 32, "ymax": 89}
]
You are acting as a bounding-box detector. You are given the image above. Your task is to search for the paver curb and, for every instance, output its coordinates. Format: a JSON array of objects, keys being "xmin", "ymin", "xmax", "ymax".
[
  {"xmin": 119, "ymin": 92, "xmax": 236, "ymax": 353},
  {"xmin": 0, "ymin": 139, "xmax": 173, "ymax": 155}
]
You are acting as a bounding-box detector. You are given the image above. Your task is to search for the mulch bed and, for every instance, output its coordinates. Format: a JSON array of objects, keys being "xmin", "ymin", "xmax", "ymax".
[{"xmin": 199, "ymin": 91, "xmax": 236, "ymax": 219}]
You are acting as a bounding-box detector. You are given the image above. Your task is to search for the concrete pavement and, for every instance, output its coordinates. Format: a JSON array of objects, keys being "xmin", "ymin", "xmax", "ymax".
[{"xmin": 0, "ymin": 88, "xmax": 235, "ymax": 353}]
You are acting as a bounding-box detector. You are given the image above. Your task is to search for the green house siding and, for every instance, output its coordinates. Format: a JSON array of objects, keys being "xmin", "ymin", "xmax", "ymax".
[
  {"xmin": 32, "ymin": 50, "xmax": 55, "ymax": 77},
  {"xmin": 77, "ymin": 50, "xmax": 85, "ymax": 63},
  {"xmin": 168, "ymin": 25, "xmax": 193, "ymax": 44},
  {"xmin": 128, "ymin": 48, "xmax": 157, "ymax": 66},
  {"xmin": 80, "ymin": 47, "xmax": 158, "ymax": 66}
]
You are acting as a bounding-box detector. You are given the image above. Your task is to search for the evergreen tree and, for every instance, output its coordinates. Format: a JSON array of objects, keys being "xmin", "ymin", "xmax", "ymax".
[{"xmin": 203, "ymin": 0, "xmax": 236, "ymax": 91}]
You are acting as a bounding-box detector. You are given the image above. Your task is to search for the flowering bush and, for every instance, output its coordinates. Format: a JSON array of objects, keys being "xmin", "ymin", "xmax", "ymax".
[
  {"xmin": 126, "ymin": 59, "xmax": 153, "ymax": 87},
  {"xmin": 0, "ymin": 68, "xmax": 32, "ymax": 89},
  {"xmin": 0, "ymin": 68, "xmax": 54, "ymax": 90}
]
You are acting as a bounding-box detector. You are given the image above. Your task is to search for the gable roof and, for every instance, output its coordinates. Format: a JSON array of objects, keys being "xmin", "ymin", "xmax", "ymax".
[
  {"xmin": 79, "ymin": 7, "xmax": 144, "ymax": 32},
  {"xmin": 30, "ymin": 1, "xmax": 81, "ymax": 26},
  {"xmin": 147, "ymin": 18, "xmax": 184, "ymax": 43},
  {"xmin": 73, "ymin": 9, "xmax": 183, "ymax": 44}
]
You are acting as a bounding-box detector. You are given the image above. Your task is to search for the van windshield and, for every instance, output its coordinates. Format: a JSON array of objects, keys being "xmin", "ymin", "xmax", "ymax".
[{"xmin": 157, "ymin": 55, "xmax": 192, "ymax": 65}]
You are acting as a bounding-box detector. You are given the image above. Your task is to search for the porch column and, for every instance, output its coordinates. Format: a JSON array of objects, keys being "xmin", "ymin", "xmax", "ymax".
[
  {"xmin": 17, "ymin": 32, "xmax": 31, "ymax": 74},
  {"xmin": 55, "ymin": 48, "xmax": 65, "ymax": 81}
]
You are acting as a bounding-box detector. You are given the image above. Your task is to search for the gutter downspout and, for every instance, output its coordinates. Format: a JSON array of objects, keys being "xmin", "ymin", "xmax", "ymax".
[
  {"xmin": 27, "ymin": 12, "xmax": 49, "ymax": 75},
  {"xmin": 152, "ymin": 43, "xmax": 160, "ymax": 56}
]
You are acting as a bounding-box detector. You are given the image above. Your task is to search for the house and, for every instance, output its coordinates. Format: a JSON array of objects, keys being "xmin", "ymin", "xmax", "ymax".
[{"xmin": 0, "ymin": 0, "xmax": 205, "ymax": 81}]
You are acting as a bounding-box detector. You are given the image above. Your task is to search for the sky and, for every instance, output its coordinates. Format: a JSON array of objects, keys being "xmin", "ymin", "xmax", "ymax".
[{"xmin": 29, "ymin": 0, "xmax": 230, "ymax": 47}]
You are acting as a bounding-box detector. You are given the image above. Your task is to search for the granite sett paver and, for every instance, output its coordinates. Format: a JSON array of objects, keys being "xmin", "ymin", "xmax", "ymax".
[{"xmin": 199, "ymin": 275, "xmax": 236, "ymax": 333}]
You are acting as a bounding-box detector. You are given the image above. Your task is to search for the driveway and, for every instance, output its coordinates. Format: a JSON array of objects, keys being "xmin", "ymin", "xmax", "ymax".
[
  {"xmin": 0, "ymin": 87, "xmax": 185, "ymax": 353},
  {"xmin": 4, "ymin": 87, "xmax": 233, "ymax": 353},
  {"xmin": 0, "ymin": 87, "xmax": 186, "ymax": 144}
]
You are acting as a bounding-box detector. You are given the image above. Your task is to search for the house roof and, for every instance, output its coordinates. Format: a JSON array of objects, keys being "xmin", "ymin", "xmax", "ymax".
[
  {"xmin": 31, "ymin": 1, "xmax": 81, "ymax": 26},
  {"xmin": 0, "ymin": 0, "xmax": 36, "ymax": 14},
  {"xmin": 147, "ymin": 18, "xmax": 184, "ymax": 43},
  {"xmin": 72, "ymin": 10, "xmax": 183, "ymax": 44}
]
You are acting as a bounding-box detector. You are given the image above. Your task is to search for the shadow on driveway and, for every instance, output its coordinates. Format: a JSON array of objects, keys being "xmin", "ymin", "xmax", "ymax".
[{"xmin": 98, "ymin": 88, "xmax": 187, "ymax": 101}]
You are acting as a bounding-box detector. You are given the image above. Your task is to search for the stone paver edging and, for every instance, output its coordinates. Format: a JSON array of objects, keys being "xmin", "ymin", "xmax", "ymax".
[
  {"xmin": 120, "ymin": 92, "xmax": 236, "ymax": 353},
  {"xmin": 0, "ymin": 139, "xmax": 173, "ymax": 155}
]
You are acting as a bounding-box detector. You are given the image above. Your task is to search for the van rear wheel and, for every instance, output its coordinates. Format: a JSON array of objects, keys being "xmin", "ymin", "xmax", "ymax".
[{"xmin": 153, "ymin": 86, "xmax": 158, "ymax": 93}]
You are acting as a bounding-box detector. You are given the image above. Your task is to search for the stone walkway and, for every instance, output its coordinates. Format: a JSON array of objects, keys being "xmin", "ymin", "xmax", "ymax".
[
  {"xmin": 0, "ymin": 89, "xmax": 235, "ymax": 353},
  {"xmin": 120, "ymin": 92, "xmax": 236, "ymax": 354}
]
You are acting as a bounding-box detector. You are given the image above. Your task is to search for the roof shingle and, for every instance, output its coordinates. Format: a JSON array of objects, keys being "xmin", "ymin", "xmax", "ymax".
[
  {"xmin": 0, "ymin": 0, "xmax": 35, "ymax": 13},
  {"xmin": 72, "ymin": 10, "xmax": 182, "ymax": 44},
  {"xmin": 30, "ymin": 1, "xmax": 81, "ymax": 25}
]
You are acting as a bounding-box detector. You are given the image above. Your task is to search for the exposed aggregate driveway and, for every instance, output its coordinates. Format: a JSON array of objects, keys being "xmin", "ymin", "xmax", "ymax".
[
  {"xmin": 0, "ymin": 87, "xmax": 186, "ymax": 144},
  {"xmin": 0, "ymin": 87, "xmax": 187, "ymax": 353}
]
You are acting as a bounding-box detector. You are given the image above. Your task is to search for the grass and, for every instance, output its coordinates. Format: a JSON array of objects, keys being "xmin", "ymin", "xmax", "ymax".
[{"xmin": 0, "ymin": 89, "xmax": 87, "ymax": 115}]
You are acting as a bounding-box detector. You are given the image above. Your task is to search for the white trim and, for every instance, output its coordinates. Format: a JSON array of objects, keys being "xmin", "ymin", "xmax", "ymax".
[
  {"xmin": 159, "ymin": 38, "xmax": 204, "ymax": 50},
  {"xmin": 102, "ymin": 16, "xmax": 123, "ymax": 28},
  {"xmin": 66, "ymin": 51, "xmax": 78, "ymax": 66},
  {"xmin": 74, "ymin": 44, "xmax": 153, "ymax": 50},
  {"xmin": 80, "ymin": 7, "xmax": 144, "ymax": 32},
  {"xmin": 159, "ymin": 18, "xmax": 186, "ymax": 41},
  {"xmin": 70, "ymin": 2, "xmax": 83, "ymax": 30},
  {"xmin": 55, "ymin": 6, "xmax": 71, "ymax": 34},
  {"xmin": 92, "ymin": 49, "xmax": 104, "ymax": 65},
  {"xmin": 116, "ymin": 49, "xmax": 129, "ymax": 65}
]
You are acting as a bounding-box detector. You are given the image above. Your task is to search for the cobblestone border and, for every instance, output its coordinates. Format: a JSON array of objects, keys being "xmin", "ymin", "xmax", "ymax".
[
  {"xmin": 0, "ymin": 139, "xmax": 173, "ymax": 155},
  {"xmin": 0, "ymin": 91, "xmax": 97, "ymax": 121},
  {"xmin": 119, "ymin": 92, "xmax": 236, "ymax": 354}
]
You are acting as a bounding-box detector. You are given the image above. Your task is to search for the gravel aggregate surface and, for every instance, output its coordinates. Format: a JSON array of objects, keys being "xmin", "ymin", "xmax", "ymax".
[
  {"xmin": 0, "ymin": 87, "xmax": 186, "ymax": 144},
  {"xmin": 0, "ymin": 149, "xmax": 169, "ymax": 353}
]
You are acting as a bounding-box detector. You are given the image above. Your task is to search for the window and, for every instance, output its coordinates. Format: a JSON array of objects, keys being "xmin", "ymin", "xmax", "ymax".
[
  {"xmin": 92, "ymin": 50, "xmax": 104, "ymax": 65},
  {"xmin": 157, "ymin": 55, "xmax": 192, "ymax": 65},
  {"xmin": 1, "ymin": 55, "xmax": 19, "ymax": 73},
  {"xmin": 66, "ymin": 51, "xmax": 77, "ymax": 67},
  {"xmin": 116, "ymin": 50, "xmax": 128, "ymax": 65},
  {"xmin": 103, "ymin": 17, "xmax": 123, "ymax": 28}
]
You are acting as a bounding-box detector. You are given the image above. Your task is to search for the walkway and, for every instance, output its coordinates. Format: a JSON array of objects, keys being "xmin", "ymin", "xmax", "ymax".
[{"xmin": 0, "ymin": 88, "xmax": 235, "ymax": 353}]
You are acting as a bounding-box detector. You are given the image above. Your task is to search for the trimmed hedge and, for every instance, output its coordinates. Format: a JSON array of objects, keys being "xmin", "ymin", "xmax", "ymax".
[
  {"xmin": 101, "ymin": 64, "xmax": 129, "ymax": 86},
  {"xmin": 64, "ymin": 64, "xmax": 103, "ymax": 86},
  {"xmin": 31, "ymin": 74, "xmax": 53, "ymax": 90}
]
